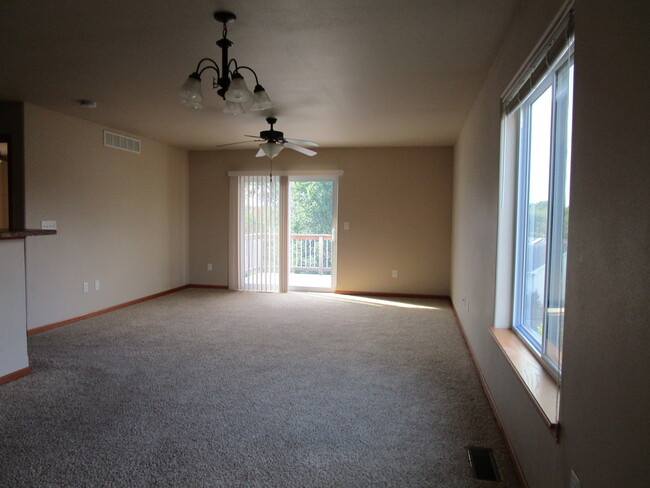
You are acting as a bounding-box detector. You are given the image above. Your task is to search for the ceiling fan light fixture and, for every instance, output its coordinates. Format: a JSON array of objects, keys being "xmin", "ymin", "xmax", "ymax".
[
  {"xmin": 260, "ymin": 142, "xmax": 283, "ymax": 159},
  {"xmin": 223, "ymin": 100, "xmax": 246, "ymax": 115},
  {"xmin": 250, "ymin": 85, "xmax": 275, "ymax": 111},
  {"xmin": 179, "ymin": 72, "xmax": 203, "ymax": 103},
  {"xmin": 225, "ymin": 73, "xmax": 253, "ymax": 103}
]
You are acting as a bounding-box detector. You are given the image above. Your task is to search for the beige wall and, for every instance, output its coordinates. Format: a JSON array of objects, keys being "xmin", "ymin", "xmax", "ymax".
[
  {"xmin": 452, "ymin": 1, "xmax": 650, "ymax": 487},
  {"xmin": 189, "ymin": 147, "xmax": 453, "ymax": 296},
  {"xmin": 23, "ymin": 104, "xmax": 189, "ymax": 329}
]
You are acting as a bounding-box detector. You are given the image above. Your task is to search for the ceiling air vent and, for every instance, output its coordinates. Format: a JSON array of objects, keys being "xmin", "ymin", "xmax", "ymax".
[{"xmin": 103, "ymin": 130, "xmax": 141, "ymax": 154}]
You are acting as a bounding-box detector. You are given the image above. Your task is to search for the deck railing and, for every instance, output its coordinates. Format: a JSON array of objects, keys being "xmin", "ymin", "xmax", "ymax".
[
  {"xmin": 290, "ymin": 234, "xmax": 332, "ymax": 275},
  {"xmin": 242, "ymin": 233, "xmax": 332, "ymax": 277}
]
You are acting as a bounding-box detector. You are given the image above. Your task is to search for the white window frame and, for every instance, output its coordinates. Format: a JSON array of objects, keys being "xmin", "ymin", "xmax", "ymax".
[{"xmin": 509, "ymin": 42, "xmax": 574, "ymax": 380}]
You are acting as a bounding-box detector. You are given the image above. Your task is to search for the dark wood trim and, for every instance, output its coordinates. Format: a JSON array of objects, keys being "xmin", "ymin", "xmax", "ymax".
[
  {"xmin": 188, "ymin": 284, "xmax": 229, "ymax": 289},
  {"xmin": 28, "ymin": 285, "xmax": 191, "ymax": 335},
  {"xmin": 0, "ymin": 366, "xmax": 31, "ymax": 385},
  {"xmin": 450, "ymin": 302, "xmax": 529, "ymax": 488},
  {"xmin": 335, "ymin": 290, "xmax": 449, "ymax": 300},
  {"xmin": 0, "ymin": 229, "xmax": 56, "ymax": 240}
]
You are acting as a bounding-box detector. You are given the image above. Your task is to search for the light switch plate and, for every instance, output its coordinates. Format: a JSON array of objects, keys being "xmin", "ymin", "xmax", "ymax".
[{"xmin": 41, "ymin": 220, "xmax": 57, "ymax": 230}]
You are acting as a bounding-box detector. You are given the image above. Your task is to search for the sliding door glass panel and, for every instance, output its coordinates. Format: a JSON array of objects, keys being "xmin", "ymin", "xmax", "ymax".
[
  {"xmin": 288, "ymin": 179, "xmax": 335, "ymax": 291},
  {"xmin": 239, "ymin": 175, "xmax": 280, "ymax": 292}
]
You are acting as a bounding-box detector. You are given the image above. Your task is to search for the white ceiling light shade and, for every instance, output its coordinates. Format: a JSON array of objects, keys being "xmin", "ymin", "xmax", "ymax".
[
  {"xmin": 179, "ymin": 11, "xmax": 274, "ymax": 113},
  {"xmin": 179, "ymin": 73, "xmax": 203, "ymax": 103},
  {"xmin": 223, "ymin": 100, "xmax": 245, "ymax": 115},
  {"xmin": 250, "ymin": 85, "xmax": 274, "ymax": 112},
  {"xmin": 259, "ymin": 142, "xmax": 283, "ymax": 159},
  {"xmin": 224, "ymin": 73, "xmax": 253, "ymax": 103}
]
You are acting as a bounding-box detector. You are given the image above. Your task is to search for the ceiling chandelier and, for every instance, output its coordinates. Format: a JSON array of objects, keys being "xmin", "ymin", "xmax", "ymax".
[{"xmin": 179, "ymin": 11, "xmax": 274, "ymax": 114}]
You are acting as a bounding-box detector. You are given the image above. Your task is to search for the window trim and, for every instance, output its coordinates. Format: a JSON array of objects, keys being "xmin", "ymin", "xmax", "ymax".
[{"xmin": 511, "ymin": 45, "xmax": 574, "ymax": 383}]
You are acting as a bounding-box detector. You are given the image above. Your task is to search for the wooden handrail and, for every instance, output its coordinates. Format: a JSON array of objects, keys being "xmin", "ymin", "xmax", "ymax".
[{"xmin": 290, "ymin": 234, "xmax": 332, "ymax": 240}]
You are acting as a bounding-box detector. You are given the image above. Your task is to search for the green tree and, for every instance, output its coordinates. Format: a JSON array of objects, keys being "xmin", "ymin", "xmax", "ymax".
[
  {"xmin": 529, "ymin": 200, "xmax": 548, "ymax": 239},
  {"xmin": 290, "ymin": 181, "xmax": 333, "ymax": 234}
]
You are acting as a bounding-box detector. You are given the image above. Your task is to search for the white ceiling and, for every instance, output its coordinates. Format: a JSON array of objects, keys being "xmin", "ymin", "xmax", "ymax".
[{"xmin": 0, "ymin": 0, "xmax": 520, "ymax": 150}]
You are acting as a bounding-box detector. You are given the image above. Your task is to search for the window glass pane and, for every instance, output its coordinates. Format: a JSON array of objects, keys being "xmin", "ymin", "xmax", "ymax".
[
  {"xmin": 520, "ymin": 85, "xmax": 553, "ymax": 345},
  {"xmin": 544, "ymin": 61, "xmax": 574, "ymax": 370}
]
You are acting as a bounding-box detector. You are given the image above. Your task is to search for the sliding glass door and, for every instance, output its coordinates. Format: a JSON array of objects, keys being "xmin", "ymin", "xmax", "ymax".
[{"xmin": 230, "ymin": 172, "xmax": 339, "ymax": 292}]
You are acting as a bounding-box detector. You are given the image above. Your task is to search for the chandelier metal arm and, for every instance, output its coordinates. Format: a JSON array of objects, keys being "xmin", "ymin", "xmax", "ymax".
[
  {"xmin": 233, "ymin": 65, "xmax": 261, "ymax": 86},
  {"xmin": 195, "ymin": 58, "xmax": 221, "ymax": 79}
]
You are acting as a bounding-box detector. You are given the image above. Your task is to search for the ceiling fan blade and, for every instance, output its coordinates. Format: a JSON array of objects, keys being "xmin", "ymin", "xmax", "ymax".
[
  {"xmin": 245, "ymin": 134, "xmax": 262, "ymax": 138},
  {"xmin": 283, "ymin": 142, "xmax": 317, "ymax": 157},
  {"xmin": 255, "ymin": 148, "xmax": 266, "ymax": 158},
  {"xmin": 284, "ymin": 138, "xmax": 319, "ymax": 147},
  {"xmin": 215, "ymin": 140, "xmax": 260, "ymax": 148}
]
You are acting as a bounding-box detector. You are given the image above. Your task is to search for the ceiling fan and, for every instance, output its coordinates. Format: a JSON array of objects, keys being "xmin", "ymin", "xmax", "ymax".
[{"xmin": 216, "ymin": 117, "xmax": 318, "ymax": 159}]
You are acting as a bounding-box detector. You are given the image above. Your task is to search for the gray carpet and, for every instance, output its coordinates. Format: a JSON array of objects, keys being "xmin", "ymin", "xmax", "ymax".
[{"xmin": 0, "ymin": 289, "xmax": 520, "ymax": 487}]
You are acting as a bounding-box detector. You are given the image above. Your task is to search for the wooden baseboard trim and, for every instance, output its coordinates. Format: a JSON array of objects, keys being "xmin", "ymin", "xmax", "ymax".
[
  {"xmin": 450, "ymin": 302, "xmax": 529, "ymax": 488},
  {"xmin": 28, "ymin": 285, "xmax": 191, "ymax": 335},
  {"xmin": 0, "ymin": 366, "xmax": 32, "ymax": 385},
  {"xmin": 335, "ymin": 290, "xmax": 449, "ymax": 300},
  {"xmin": 188, "ymin": 284, "xmax": 229, "ymax": 289}
]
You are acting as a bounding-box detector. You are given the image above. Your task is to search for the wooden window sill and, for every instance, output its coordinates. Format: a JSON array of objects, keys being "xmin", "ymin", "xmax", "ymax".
[{"xmin": 489, "ymin": 328, "xmax": 560, "ymax": 437}]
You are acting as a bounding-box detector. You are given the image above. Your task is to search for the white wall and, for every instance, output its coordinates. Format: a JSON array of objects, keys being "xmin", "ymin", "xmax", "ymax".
[
  {"xmin": 0, "ymin": 239, "xmax": 28, "ymax": 377},
  {"xmin": 452, "ymin": 1, "xmax": 650, "ymax": 487},
  {"xmin": 22, "ymin": 105, "xmax": 189, "ymax": 329}
]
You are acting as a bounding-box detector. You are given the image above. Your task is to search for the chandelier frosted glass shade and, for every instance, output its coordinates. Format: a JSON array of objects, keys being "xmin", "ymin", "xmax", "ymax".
[
  {"xmin": 179, "ymin": 73, "xmax": 203, "ymax": 102},
  {"xmin": 250, "ymin": 85, "xmax": 274, "ymax": 111},
  {"xmin": 225, "ymin": 73, "xmax": 253, "ymax": 103},
  {"xmin": 259, "ymin": 142, "xmax": 284, "ymax": 159},
  {"xmin": 223, "ymin": 100, "xmax": 246, "ymax": 115},
  {"xmin": 182, "ymin": 99, "xmax": 204, "ymax": 110}
]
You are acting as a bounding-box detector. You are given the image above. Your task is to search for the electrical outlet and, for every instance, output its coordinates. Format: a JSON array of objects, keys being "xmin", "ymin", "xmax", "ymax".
[
  {"xmin": 392, "ymin": 270, "xmax": 398, "ymax": 278},
  {"xmin": 461, "ymin": 298, "xmax": 469, "ymax": 312},
  {"xmin": 207, "ymin": 263, "xmax": 213, "ymax": 271},
  {"xmin": 94, "ymin": 280, "xmax": 100, "ymax": 291},
  {"xmin": 41, "ymin": 220, "xmax": 57, "ymax": 230},
  {"xmin": 83, "ymin": 282, "xmax": 89, "ymax": 293},
  {"xmin": 343, "ymin": 222, "xmax": 350, "ymax": 230},
  {"xmin": 569, "ymin": 470, "xmax": 581, "ymax": 488}
]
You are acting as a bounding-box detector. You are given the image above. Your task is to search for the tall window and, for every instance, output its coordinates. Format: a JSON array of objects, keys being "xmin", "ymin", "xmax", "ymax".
[{"xmin": 504, "ymin": 13, "xmax": 574, "ymax": 379}]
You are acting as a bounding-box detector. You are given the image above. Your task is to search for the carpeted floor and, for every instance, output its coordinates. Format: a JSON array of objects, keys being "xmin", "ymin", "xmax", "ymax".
[{"xmin": 0, "ymin": 289, "xmax": 520, "ymax": 487}]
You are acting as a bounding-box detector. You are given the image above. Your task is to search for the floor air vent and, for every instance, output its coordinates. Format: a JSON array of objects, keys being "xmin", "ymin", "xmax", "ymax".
[
  {"xmin": 467, "ymin": 446, "xmax": 501, "ymax": 482},
  {"xmin": 104, "ymin": 130, "xmax": 141, "ymax": 154}
]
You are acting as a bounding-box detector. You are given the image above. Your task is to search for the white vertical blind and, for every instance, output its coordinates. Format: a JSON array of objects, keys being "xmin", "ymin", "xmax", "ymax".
[{"xmin": 238, "ymin": 175, "xmax": 280, "ymax": 292}]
